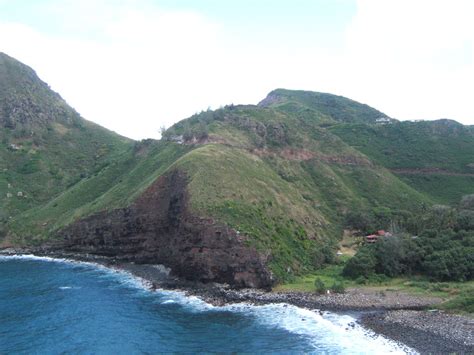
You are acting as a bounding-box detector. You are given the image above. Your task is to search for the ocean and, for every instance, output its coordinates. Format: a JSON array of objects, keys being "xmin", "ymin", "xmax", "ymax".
[{"xmin": 0, "ymin": 255, "xmax": 415, "ymax": 354}]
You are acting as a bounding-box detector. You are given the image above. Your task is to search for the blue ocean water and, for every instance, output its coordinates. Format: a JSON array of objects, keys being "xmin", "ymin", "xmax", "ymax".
[{"xmin": 0, "ymin": 256, "xmax": 414, "ymax": 354}]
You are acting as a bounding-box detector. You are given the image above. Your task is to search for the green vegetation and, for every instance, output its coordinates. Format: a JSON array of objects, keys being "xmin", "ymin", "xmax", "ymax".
[
  {"xmin": 276, "ymin": 259, "xmax": 474, "ymax": 314},
  {"xmin": 160, "ymin": 104, "xmax": 431, "ymax": 280},
  {"xmin": 329, "ymin": 121, "xmax": 474, "ymax": 204},
  {"xmin": 344, "ymin": 198, "xmax": 474, "ymax": 282},
  {"xmin": 329, "ymin": 121, "xmax": 474, "ymax": 173},
  {"xmin": 276, "ymin": 257, "xmax": 351, "ymax": 292},
  {"xmin": 277, "ymin": 196, "xmax": 473, "ymax": 313},
  {"xmin": 314, "ymin": 278, "xmax": 326, "ymax": 294},
  {"xmin": 398, "ymin": 174, "xmax": 474, "ymax": 205},
  {"xmin": 1, "ymin": 53, "xmax": 473, "ymax": 292},
  {"xmin": 9, "ymin": 141, "xmax": 191, "ymax": 242},
  {"xmin": 0, "ymin": 52, "xmax": 132, "ymax": 221},
  {"xmin": 260, "ymin": 89, "xmax": 390, "ymax": 125}
]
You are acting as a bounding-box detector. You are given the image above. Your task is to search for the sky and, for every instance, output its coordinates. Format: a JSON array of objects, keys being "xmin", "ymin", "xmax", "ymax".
[{"xmin": 1, "ymin": 0, "xmax": 473, "ymax": 139}]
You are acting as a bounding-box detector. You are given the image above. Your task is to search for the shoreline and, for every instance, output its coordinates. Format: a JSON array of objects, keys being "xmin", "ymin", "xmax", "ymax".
[{"xmin": 1, "ymin": 248, "xmax": 473, "ymax": 353}]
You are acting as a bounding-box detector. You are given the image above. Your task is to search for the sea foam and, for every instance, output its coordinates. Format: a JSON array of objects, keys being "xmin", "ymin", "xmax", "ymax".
[{"xmin": 1, "ymin": 254, "xmax": 417, "ymax": 354}]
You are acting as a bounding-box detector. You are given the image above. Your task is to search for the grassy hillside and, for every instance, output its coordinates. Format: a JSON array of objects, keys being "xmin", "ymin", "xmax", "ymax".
[
  {"xmin": 329, "ymin": 120, "xmax": 474, "ymax": 172},
  {"xmin": 8, "ymin": 101, "xmax": 432, "ymax": 281},
  {"xmin": 261, "ymin": 89, "xmax": 473, "ymax": 204},
  {"xmin": 0, "ymin": 52, "xmax": 132, "ymax": 239},
  {"xmin": 259, "ymin": 88, "xmax": 393, "ymax": 125},
  {"xmin": 1, "ymin": 57, "xmax": 471, "ymax": 284},
  {"xmin": 329, "ymin": 120, "xmax": 474, "ymax": 204},
  {"xmin": 161, "ymin": 105, "xmax": 431, "ymax": 279},
  {"xmin": 9, "ymin": 141, "xmax": 190, "ymax": 242}
]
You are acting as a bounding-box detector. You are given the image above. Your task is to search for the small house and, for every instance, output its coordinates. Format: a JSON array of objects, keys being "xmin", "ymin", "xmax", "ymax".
[
  {"xmin": 366, "ymin": 234, "xmax": 378, "ymax": 243},
  {"xmin": 366, "ymin": 230, "xmax": 393, "ymax": 243}
]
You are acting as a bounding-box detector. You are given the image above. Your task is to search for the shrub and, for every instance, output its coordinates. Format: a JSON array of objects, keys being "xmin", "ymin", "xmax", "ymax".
[
  {"xmin": 314, "ymin": 278, "xmax": 326, "ymax": 294},
  {"xmin": 342, "ymin": 246, "xmax": 376, "ymax": 279},
  {"xmin": 428, "ymin": 283, "xmax": 450, "ymax": 292},
  {"xmin": 344, "ymin": 210, "xmax": 375, "ymax": 234},
  {"xmin": 331, "ymin": 281, "xmax": 345, "ymax": 294},
  {"xmin": 460, "ymin": 194, "xmax": 474, "ymax": 210},
  {"xmin": 355, "ymin": 276, "xmax": 368, "ymax": 285},
  {"xmin": 367, "ymin": 273, "xmax": 389, "ymax": 284},
  {"xmin": 311, "ymin": 241, "xmax": 337, "ymax": 268}
]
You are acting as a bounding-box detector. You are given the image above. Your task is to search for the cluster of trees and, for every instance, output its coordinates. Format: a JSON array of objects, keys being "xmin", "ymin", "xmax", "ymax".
[
  {"xmin": 161, "ymin": 106, "xmax": 232, "ymax": 142},
  {"xmin": 311, "ymin": 241, "xmax": 337, "ymax": 268},
  {"xmin": 162, "ymin": 120, "xmax": 209, "ymax": 142},
  {"xmin": 343, "ymin": 195, "xmax": 474, "ymax": 282},
  {"xmin": 343, "ymin": 205, "xmax": 435, "ymax": 236}
]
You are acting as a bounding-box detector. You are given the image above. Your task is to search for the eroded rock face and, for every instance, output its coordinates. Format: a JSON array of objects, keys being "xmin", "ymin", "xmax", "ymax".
[{"xmin": 56, "ymin": 170, "xmax": 273, "ymax": 289}]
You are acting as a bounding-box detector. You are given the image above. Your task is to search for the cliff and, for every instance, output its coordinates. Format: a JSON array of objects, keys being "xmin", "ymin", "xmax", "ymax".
[{"xmin": 56, "ymin": 170, "xmax": 273, "ymax": 288}]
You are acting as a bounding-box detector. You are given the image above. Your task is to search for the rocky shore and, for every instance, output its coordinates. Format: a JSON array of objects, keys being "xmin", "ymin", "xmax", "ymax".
[
  {"xmin": 2, "ymin": 249, "xmax": 473, "ymax": 354},
  {"xmin": 361, "ymin": 310, "xmax": 473, "ymax": 354}
]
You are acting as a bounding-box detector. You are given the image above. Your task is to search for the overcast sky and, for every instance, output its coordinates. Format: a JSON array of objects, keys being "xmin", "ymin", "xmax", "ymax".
[{"xmin": 1, "ymin": 0, "xmax": 473, "ymax": 139}]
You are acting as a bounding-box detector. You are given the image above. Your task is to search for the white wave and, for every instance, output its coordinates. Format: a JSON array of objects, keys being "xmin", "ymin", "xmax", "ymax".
[
  {"xmin": 0, "ymin": 254, "xmax": 65, "ymax": 263},
  {"xmin": 161, "ymin": 300, "xmax": 176, "ymax": 305},
  {"xmin": 1, "ymin": 254, "xmax": 417, "ymax": 354},
  {"xmin": 153, "ymin": 288, "xmax": 215, "ymax": 312},
  {"xmin": 0, "ymin": 254, "xmax": 153, "ymax": 291},
  {"xmin": 232, "ymin": 304, "xmax": 416, "ymax": 354},
  {"xmin": 149, "ymin": 289, "xmax": 416, "ymax": 353}
]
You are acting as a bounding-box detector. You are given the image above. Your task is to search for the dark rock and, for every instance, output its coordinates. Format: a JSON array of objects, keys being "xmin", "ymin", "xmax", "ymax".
[{"xmin": 53, "ymin": 170, "xmax": 274, "ymax": 289}]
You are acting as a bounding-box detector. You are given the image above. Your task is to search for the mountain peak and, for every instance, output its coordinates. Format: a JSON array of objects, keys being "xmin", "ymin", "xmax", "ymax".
[{"xmin": 259, "ymin": 88, "xmax": 393, "ymax": 125}]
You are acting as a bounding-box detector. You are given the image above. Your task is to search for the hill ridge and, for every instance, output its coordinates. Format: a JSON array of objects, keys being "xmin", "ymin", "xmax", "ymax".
[{"xmin": 0, "ymin": 54, "xmax": 472, "ymax": 288}]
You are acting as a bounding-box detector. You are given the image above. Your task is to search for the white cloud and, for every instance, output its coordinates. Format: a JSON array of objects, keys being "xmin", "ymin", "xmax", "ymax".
[
  {"xmin": 0, "ymin": 3, "xmax": 228, "ymax": 139},
  {"xmin": 341, "ymin": 0, "xmax": 474, "ymax": 121},
  {"xmin": 0, "ymin": 0, "xmax": 473, "ymax": 140}
]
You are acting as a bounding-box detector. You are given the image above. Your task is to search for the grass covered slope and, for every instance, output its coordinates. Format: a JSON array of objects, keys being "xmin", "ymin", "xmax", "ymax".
[
  {"xmin": 0, "ymin": 52, "xmax": 131, "ymax": 223},
  {"xmin": 8, "ymin": 98, "xmax": 431, "ymax": 281},
  {"xmin": 162, "ymin": 104, "xmax": 431, "ymax": 279},
  {"xmin": 9, "ymin": 141, "xmax": 191, "ymax": 243},
  {"xmin": 2, "ymin": 63, "xmax": 471, "ymax": 285},
  {"xmin": 329, "ymin": 120, "xmax": 474, "ymax": 204},
  {"xmin": 259, "ymin": 88, "xmax": 392, "ymax": 125}
]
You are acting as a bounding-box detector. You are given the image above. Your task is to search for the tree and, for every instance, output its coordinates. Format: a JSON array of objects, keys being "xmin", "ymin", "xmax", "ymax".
[
  {"xmin": 314, "ymin": 278, "xmax": 326, "ymax": 294},
  {"xmin": 331, "ymin": 281, "xmax": 345, "ymax": 294},
  {"xmin": 374, "ymin": 236, "xmax": 421, "ymax": 277},
  {"xmin": 344, "ymin": 209, "xmax": 375, "ymax": 234},
  {"xmin": 460, "ymin": 194, "xmax": 474, "ymax": 210},
  {"xmin": 182, "ymin": 121, "xmax": 193, "ymax": 141},
  {"xmin": 159, "ymin": 125, "xmax": 167, "ymax": 138},
  {"xmin": 343, "ymin": 246, "xmax": 377, "ymax": 279}
]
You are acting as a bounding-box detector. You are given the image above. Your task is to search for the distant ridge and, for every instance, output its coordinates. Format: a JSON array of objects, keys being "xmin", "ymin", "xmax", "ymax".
[{"xmin": 259, "ymin": 88, "xmax": 394, "ymax": 124}]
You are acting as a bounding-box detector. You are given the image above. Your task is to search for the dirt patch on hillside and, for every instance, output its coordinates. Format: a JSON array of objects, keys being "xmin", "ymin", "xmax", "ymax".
[
  {"xmin": 392, "ymin": 168, "xmax": 474, "ymax": 177},
  {"xmin": 252, "ymin": 148, "xmax": 372, "ymax": 166}
]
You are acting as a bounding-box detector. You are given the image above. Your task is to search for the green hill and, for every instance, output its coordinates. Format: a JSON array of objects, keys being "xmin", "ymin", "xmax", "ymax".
[
  {"xmin": 9, "ymin": 103, "xmax": 431, "ymax": 280},
  {"xmin": 329, "ymin": 120, "xmax": 474, "ymax": 204},
  {"xmin": 259, "ymin": 88, "xmax": 394, "ymax": 125},
  {"xmin": 0, "ymin": 52, "xmax": 131, "ymax": 226},
  {"xmin": 158, "ymin": 105, "xmax": 431, "ymax": 278},
  {"xmin": 259, "ymin": 88, "xmax": 474, "ymax": 205},
  {"xmin": 1, "ymin": 54, "xmax": 473, "ymax": 287}
]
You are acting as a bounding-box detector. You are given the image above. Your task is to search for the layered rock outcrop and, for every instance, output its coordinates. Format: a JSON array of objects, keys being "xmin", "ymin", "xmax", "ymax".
[{"xmin": 56, "ymin": 170, "xmax": 273, "ymax": 289}]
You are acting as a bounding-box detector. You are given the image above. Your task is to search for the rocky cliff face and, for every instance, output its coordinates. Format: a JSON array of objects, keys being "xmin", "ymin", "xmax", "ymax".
[{"xmin": 55, "ymin": 170, "xmax": 273, "ymax": 289}]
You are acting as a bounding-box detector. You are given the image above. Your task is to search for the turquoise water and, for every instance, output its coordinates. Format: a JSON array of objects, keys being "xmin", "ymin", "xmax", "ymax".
[{"xmin": 0, "ymin": 255, "xmax": 414, "ymax": 354}]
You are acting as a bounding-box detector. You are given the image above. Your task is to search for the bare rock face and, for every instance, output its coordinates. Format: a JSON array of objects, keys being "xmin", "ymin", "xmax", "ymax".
[{"xmin": 56, "ymin": 170, "xmax": 274, "ymax": 289}]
